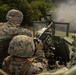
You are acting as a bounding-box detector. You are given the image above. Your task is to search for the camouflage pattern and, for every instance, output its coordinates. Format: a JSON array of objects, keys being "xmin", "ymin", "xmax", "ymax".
[
  {"xmin": 34, "ymin": 39, "xmax": 48, "ymax": 65},
  {"xmin": 0, "ymin": 9, "xmax": 32, "ymax": 37},
  {"xmin": 0, "ymin": 22, "xmax": 32, "ymax": 37},
  {"xmin": 8, "ymin": 35, "xmax": 35, "ymax": 57},
  {"xmin": 2, "ymin": 57, "xmax": 48, "ymax": 75},
  {"xmin": 70, "ymin": 52, "xmax": 76, "ymax": 67},
  {"xmin": 6, "ymin": 9, "xmax": 23, "ymax": 25},
  {"xmin": 18, "ymin": 27, "xmax": 32, "ymax": 37},
  {"xmin": 0, "ymin": 22, "xmax": 19, "ymax": 35},
  {"xmin": 2, "ymin": 35, "xmax": 48, "ymax": 75}
]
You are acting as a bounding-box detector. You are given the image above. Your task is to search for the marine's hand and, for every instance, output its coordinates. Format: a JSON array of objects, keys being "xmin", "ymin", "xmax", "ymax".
[{"xmin": 35, "ymin": 39, "xmax": 43, "ymax": 50}]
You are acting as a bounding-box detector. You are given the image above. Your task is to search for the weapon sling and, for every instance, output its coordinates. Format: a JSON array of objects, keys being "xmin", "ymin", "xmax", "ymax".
[
  {"xmin": 3, "ymin": 56, "xmax": 34, "ymax": 75},
  {"xmin": 19, "ymin": 58, "xmax": 34, "ymax": 75}
]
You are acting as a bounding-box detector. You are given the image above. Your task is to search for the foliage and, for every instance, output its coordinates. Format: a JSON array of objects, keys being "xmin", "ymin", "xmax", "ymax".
[
  {"xmin": 0, "ymin": 4, "xmax": 10, "ymax": 22},
  {"xmin": 0, "ymin": 0, "xmax": 55, "ymax": 26}
]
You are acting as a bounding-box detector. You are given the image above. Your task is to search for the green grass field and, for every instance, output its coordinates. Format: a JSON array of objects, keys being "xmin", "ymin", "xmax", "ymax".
[{"xmin": 55, "ymin": 31, "xmax": 73, "ymax": 38}]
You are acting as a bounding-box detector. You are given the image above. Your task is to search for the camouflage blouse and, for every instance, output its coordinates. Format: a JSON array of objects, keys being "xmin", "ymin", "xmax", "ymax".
[
  {"xmin": 0, "ymin": 22, "xmax": 32, "ymax": 37},
  {"xmin": 70, "ymin": 52, "xmax": 76, "ymax": 68},
  {"xmin": 3, "ymin": 57, "xmax": 48, "ymax": 75}
]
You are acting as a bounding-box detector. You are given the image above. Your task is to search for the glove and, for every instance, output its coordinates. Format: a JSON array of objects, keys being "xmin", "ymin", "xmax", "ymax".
[{"xmin": 35, "ymin": 39, "xmax": 43, "ymax": 50}]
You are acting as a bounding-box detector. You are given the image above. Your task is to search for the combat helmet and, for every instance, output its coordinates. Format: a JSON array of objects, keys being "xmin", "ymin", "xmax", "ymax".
[
  {"xmin": 6, "ymin": 9, "xmax": 23, "ymax": 24},
  {"xmin": 8, "ymin": 35, "xmax": 35, "ymax": 57}
]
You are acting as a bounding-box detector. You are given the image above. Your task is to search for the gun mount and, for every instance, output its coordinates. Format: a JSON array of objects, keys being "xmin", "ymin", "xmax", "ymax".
[{"xmin": 33, "ymin": 21, "xmax": 74, "ymax": 69}]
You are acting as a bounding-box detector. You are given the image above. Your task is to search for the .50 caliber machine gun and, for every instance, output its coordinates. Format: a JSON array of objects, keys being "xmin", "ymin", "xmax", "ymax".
[{"xmin": 33, "ymin": 21, "xmax": 74, "ymax": 69}]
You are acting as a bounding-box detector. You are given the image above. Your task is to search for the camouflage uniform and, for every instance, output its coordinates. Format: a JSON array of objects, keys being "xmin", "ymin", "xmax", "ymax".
[
  {"xmin": 0, "ymin": 9, "xmax": 32, "ymax": 37},
  {"xmin": 2, "ymin": 35, "xmax": 48, "ymax": 75},
  {"xmin": 70, "ymin": 52, "xmax": 76, "ymax": 67}
]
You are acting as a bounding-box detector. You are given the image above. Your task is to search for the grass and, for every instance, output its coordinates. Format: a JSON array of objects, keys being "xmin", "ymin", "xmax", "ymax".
[{"xmin": 55, "ymin": 31, "xmax": 73, "ymax": 38}]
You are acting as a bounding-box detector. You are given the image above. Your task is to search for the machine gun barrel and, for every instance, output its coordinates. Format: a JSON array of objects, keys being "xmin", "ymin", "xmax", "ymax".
[
  {"xmin": 38, "ymin": 22, "xmax": 53, "ymax": 39},
  {"xmin": 34, "ymin": 22, "xmax": 53, "ymax": 43}
]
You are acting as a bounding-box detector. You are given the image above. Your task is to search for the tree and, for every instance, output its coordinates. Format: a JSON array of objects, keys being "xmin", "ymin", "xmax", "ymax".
[{"xmin": 0, "ymin": 0, "xmax": 55, "ymax": 26}]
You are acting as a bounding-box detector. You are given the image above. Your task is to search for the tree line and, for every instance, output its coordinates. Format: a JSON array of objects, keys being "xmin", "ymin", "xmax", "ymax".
[{"xmin": 0, "ymin": 0, "xmax": 55, "ymax": 26}]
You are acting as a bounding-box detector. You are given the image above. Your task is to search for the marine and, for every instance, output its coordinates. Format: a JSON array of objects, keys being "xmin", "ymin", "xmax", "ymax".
[
  {"xmin": 0, "ymin": 9, "xmax": 33, "ymax": 68},
  {"xmin": 2, "ymin": 35, "xmax": 48, "ymax": 75},
  {"xmin": 0, "ymin": 9, "xmax": 32, "ymax": 37}
]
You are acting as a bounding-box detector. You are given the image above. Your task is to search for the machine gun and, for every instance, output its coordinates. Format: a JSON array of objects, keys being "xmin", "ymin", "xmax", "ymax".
[
  {"xmin": 34, "ymin": 22, "xmax": 53, "ymax": 43},
  {"xmin": 37, "ymin": 34, "xmax": 76, "ymax": 75},
  {"xmin": 33, "ymin": 21, "xmax": 74, "ymax": 69}
]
